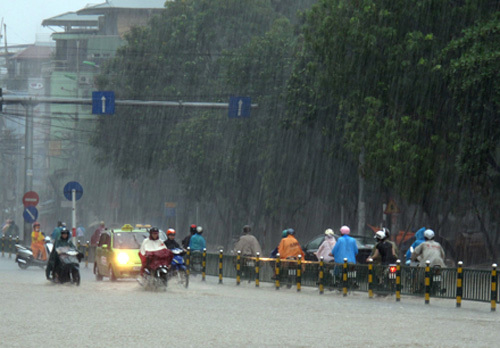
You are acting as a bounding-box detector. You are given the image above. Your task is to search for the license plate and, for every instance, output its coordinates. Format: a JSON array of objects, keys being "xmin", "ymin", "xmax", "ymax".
[
  {"xmin": 247, "ymin": 261, "xmax": 255, "ymax": 267},
  {"xmin": 348, "ymin": 271, "xmax": 357, "ymax": 278},
  {"xmin": 288, "ymin": 269, "xmax": 296, "ymax": 275},
  {"xmin": 433, "ymin": 275, "xmax": 442, "ymax": 281},
  {"xmin": 388, "ymin": 273, "xmax": 396, "ymax": 280}
]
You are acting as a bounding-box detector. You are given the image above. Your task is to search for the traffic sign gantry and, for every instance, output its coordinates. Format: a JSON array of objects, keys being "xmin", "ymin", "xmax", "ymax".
[
  {"xmin": 23, "ymin": 206, "xmax": 38, "ymax": 223},
  {"xmin": 64, "ymin": 181, "xmax": 84, "ymax": 201},
  {"xmin": 22, "ymin": 191, "xmax": 39, "ymax": 207}
]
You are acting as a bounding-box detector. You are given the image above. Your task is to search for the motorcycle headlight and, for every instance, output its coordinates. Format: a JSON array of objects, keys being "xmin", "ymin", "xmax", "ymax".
[{"xmin": 116, "ymin": 252, "xmax": 130, "ymax": 265}]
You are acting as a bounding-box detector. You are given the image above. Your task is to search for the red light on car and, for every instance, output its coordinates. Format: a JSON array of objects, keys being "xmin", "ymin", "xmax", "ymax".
[{"xmin": 389, "ymin": 266, "xmax": 397, "ymax": 273}]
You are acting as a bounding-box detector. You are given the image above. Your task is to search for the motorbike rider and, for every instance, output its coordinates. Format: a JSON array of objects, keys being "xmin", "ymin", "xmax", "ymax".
[
  {"xmin": 315, "ymin": 228, "xmax": 336, "ymax": 262},
  {"xmin": 164, "ymin": 228, "xmax": 181, "ymax": 249},
  {"xmin": 368, "ymin": 231, "xmax": 398, "ymax": 265},
  {"xmin": 189, "ymin": 226, "xmax": 206, "ymax": 251},
  {"xmin": 331, "ymin": 225, "xmax": 358, "ymax": 264},
  {"xmin": 233, "ymin": 225, "xmax": 262, "ymax": 257},
  {"xmin": 31, "ymin": 222, "xmax": 47, "ymax": 261},
  {"xmin": 182, "ymin": 224, "xmax": 197, "ymax": 249},
  {"xmin": 411, "ymin": 229, "xmax": 446, "ymax": 267},
  {"xmin": 46, "ymin": 228, "xmax": 75, "ymax": 281},
  {"xmin": 405, "ymin": 227, "xmax": 426, "ymax": 265},
  {"xmin": 139, "ymin": 227, "xmax": 173, "ymax": 277},
  {"xmin": 277, "ymin": 228, "xmax": 305, "ymax": 260}
]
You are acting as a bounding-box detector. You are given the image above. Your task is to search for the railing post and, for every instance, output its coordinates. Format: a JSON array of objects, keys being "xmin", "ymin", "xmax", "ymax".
[
  {"xmin": 236, "ymin": 250, "xmax": 241, "ymax": 286},
  {"xmin": 85, "ymin": 241, "xmax": 89, "ymax": 268},
  {"xmin": 456, "ymin": 261, "xmax": 463, "ymax": 308},
  {"xmin": 343, "ymin": 258, "xmax": 348, "ymax": 297},
  {"xmin": 202, "ymin": 248, "xmax": 207, "ymax": 281},
  {"xmin": 186, "ymin": 247, "xmax": 191, "ymax": 277},
  {"xmin": 218, "ymin": 249, "xmax": 223, "ymax": 284},
  {"xmin": 425, "ymin": 260, "xmax": 431, "ymax": 304},
  {"xmin": 296, "ymin": 255, "xmax": 302, "ymax": 292},
  {"xmin": 8, "ymin": 236, "xmax": 12, "ymax": 258},
  {"xmin": 491, "ymin": 263, "xmax": 497, "ymax": 312},
  {"xmin": 1, "ymin": 235, "xmax": 5, "ymax": 257},
  {"xmin": 368, "ymin": 258, "xmax": 373, "ymax": 298},
  {"xmin": 396, "ymin": 259, "xmax": 401, "ymax": 302},
  {"xmin": 255, "ymin": 252, "xmax": 260, "ymax": 287},
  {"xmin": 319, "ymin": 256, "xmax": 324, "ymax": 295},
  {"xmin": 275, "ymin": 254, "xmax": 280, "ymax": 290}
]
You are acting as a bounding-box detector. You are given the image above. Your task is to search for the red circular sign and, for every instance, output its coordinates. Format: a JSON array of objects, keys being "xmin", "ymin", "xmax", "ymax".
[{"xmin": 22, "ymin": 191, "xmax": 39, "ymax": 207}]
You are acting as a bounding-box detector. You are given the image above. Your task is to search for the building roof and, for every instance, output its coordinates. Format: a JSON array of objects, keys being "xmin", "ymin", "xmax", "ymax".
[
  {"xmin": 10, "ymin": 45, "xmax": 54, "ymax": 60},
  {"xmin": 77, "ymin": 0, "xmax": 167, "ymax": 15},
  {"xmin": 42, "ymin": 11, "xmax": 100, "ymax": 27}
]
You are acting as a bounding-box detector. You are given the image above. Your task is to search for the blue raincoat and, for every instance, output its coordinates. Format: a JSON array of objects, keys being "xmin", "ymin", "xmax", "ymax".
[
  {"xmin": 405, "ymin": 227, "xmax": 426, "ymax": 262},
  {"xmin": 332, "ymin": 235, "xmax": 358, "ymax": 264}
]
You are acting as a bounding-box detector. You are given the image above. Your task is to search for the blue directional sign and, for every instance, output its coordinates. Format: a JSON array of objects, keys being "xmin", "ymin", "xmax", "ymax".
[
  {"xmin": 92, "ymin": 91, "xmax": 115, "ymax": 115},
  {"xmin": 23, "ymin": 206, "xmax": 38, "ymax": 223},
  {"xmin": 228, "ymin": 96, "xmax": 251, "ymax": 118},
  {"xmin": 64, "ymin": 181, "xmax": 84, "ymax": 201}
]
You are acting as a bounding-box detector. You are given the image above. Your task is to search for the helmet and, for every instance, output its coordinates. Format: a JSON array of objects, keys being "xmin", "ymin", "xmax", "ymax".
[
  {"xmin": 340, "ymin": 225, "xmax": 350, "ymax": 235},
  {"xmin": 281, "ymin": 229, "xmax": 289, "ymax": 238},
  {"xmin": 243, "ymin": 225, "xmax": 251, "ymax": 233},
  {"xmin": 167, "ymin": 228, "xmax": 176, "ymax": 236},
  {"xmin": 60, "ymin": 227, "xmax": 70, "ymax": 236},
  {"xmin": 190, "ymin": 224, "xmax": 197, "ymax": 234},
  {"xmin": 375, "ymin": 231, "xmax": 386, "ymax": 240},
  {"xmin": 33, "ymin": 222, "xmax": 40, "ymax": 227},
  {"xmin": 287, "ymin": 228, "xmax": 295, "ymax": 235},
  {"xmin": 149, "ymin": 227, "xmax": 159, "ymax": 234},
  {"xmin": 424, "ymin": 229, "xmax": 435, "ymax": 240},
  {"xmin": 196, "ymin": 226, "xmax": 203, "ymax": 234},
  {"xmin": 382, "ymin": 227, "xmax": 391, "ymax": 238},
  {"xmin": 324, "ymin": 228, "xmax": 334, "ymax": 237}
]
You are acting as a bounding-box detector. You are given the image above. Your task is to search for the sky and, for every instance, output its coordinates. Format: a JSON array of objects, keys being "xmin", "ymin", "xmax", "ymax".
[{"xmin": 1, "ymin": 0, "xmax": 96, "ymax": 46}]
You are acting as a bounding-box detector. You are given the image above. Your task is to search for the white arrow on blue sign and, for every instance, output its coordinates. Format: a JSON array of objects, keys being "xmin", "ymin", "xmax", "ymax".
[
  {"xmin": 23, "ymin": 206, "xmax": 38, "ymax": 223},
  {"xmin": 64, "ymin": 181, "xmax": 84, "ymax": 201},
  {"xmin": 228, "ymin": 96, "xmax": 251, "ymax": 118},
  {"xmin": 92, "ymin": 91, "xmax": 115, "ymax": 115}
]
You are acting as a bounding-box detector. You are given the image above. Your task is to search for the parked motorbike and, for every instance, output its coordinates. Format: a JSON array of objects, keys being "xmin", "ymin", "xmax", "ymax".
[
  {"xmin": 15, "ymin": 236, "xmax": 53, "ymax": 270},
  {"xmin": 52, "ymin": 246, "xmax": 82, "ymax": 286},
  {"xmin": 168, "ymin": 248, "xmax": 188, "ymax": 288}
]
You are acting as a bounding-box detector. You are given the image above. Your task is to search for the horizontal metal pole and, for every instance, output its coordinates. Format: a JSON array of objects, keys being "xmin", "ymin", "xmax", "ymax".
[{"xmin": 0, "ymin": 96, "xmax": 258, "ymax": 109}]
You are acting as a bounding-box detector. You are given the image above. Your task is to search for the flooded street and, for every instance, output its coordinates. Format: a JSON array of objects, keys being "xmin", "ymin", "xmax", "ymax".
[{"xmin": 1, "ymin": 256, "xmax": 498, "ymax": 347}]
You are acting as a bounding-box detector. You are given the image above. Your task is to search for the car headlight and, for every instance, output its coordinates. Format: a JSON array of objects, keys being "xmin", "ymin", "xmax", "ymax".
[{"xmin": 116, "ymin": 252, "xmax": 129, "ymax": 265}]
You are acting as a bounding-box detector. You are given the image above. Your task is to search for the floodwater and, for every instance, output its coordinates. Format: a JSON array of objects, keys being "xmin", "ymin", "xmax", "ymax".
[{"xmin": 0, "ymin": 256, "xmax": 498, "ymax": 347}]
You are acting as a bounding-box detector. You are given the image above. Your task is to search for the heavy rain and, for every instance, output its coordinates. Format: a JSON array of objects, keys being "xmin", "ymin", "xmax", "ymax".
[{"xmin": 0, "ymin": 1, "xmax": 499, "ymax": 345}]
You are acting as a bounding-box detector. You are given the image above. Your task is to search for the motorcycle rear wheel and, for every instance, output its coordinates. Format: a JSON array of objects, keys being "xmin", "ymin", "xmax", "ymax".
[
  {"xmin": 72, "ymin": 268, "xmax": 81, "ymax": 286},
  {"xmin": 17, "ymin": 261, "xmax": 29, "ymax": 270}
]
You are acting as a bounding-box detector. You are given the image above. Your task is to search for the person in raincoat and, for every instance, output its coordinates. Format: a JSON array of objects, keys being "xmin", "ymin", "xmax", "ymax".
[
  {"xmin": 331, "ymin": 225, "xmax": 358, "ymax": 264},
  {"xmin": 405, "ymin": 227, "xmax": 426, "ymax": 265},
  {"xmin": 277, "ymin": 228, "xmax": 305, "ymax": 260},
  {"xmin": 188, "ymin": 226, "xmax": 206, "ymax": 251},
  {"xmin": 315, "ymin": 228, "xmax": 336, "ymax": 262},
  {"xmin": 139, "ymin": 227, "xmax": 172, "ymax": 276},
  {"xmin": 31, "ymin": 222, "xmax": 46, "ymax": 261},
  {"xmin": 46, "ymin": 228, "xmax": 76, "ymax": 281}
]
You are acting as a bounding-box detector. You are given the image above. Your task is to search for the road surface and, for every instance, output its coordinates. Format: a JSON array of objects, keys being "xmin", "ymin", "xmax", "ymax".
[{"xmin": 0, "ymin": 256, "xmax": 498, "ymax": 347}]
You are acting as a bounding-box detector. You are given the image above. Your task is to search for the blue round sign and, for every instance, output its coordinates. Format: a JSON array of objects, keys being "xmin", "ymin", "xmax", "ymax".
[
  {"xmin": 64, "ymin": 181, "xmax": 84, "ymax": 201},
  {"xmin": 23, "ymin": 206, "xmax": 38, "ymax": 223}
]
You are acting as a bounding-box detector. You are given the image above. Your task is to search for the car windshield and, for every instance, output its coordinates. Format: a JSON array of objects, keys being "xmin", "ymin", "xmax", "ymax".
[
  {"xmin": 113, "ymin": 232, "xmax": 149, "ymax": 249},
  {"xmin": 305, "ymin": 236, "xmax": 324, "ymax": 250}
]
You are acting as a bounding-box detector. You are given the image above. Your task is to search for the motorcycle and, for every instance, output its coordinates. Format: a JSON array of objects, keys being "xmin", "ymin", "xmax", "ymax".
[
  {"xmin": 138, "ymin": 250, "xmax": 171, "ymax": 291},
  {"xmin": 373, "ymin": 263, "xmax": 397, "ymax": 295},
  {"xmin": 168, "ymin": 248, "xmax": 188, "ymax": 288},
  {"xmin": 52, "ymin": 246, "xmax": 82, "ymax": 286},
  {"xmin": 15, "ymin": 236, "xmax": 53, "ymax": 270},
  {"xmin": 328, "ymin": 263, "xmax": 359, "ymax": 292}
]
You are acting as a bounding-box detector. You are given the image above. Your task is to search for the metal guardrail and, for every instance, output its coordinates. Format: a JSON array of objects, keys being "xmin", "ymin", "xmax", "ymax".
[{"xmin": 193, "ymin": 252, "xmax": 499, "ymax": 306}]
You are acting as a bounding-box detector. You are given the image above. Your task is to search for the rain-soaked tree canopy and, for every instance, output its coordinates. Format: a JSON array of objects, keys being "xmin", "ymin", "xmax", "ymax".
[{"xmin": 91, "ymin": 0, "xmax": 500, "ymax": 262}]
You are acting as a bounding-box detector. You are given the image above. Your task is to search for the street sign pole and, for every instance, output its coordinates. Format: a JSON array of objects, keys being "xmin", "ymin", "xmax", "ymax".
[{"xmin": 72, "ymin": 189, "xmax": 77, "ymax": 239}]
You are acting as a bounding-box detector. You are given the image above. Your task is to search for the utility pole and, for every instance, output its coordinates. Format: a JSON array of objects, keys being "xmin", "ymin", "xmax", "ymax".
[{"xmin": 22, "ymin": 102, "xmax": 34, "ymax": 243}]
